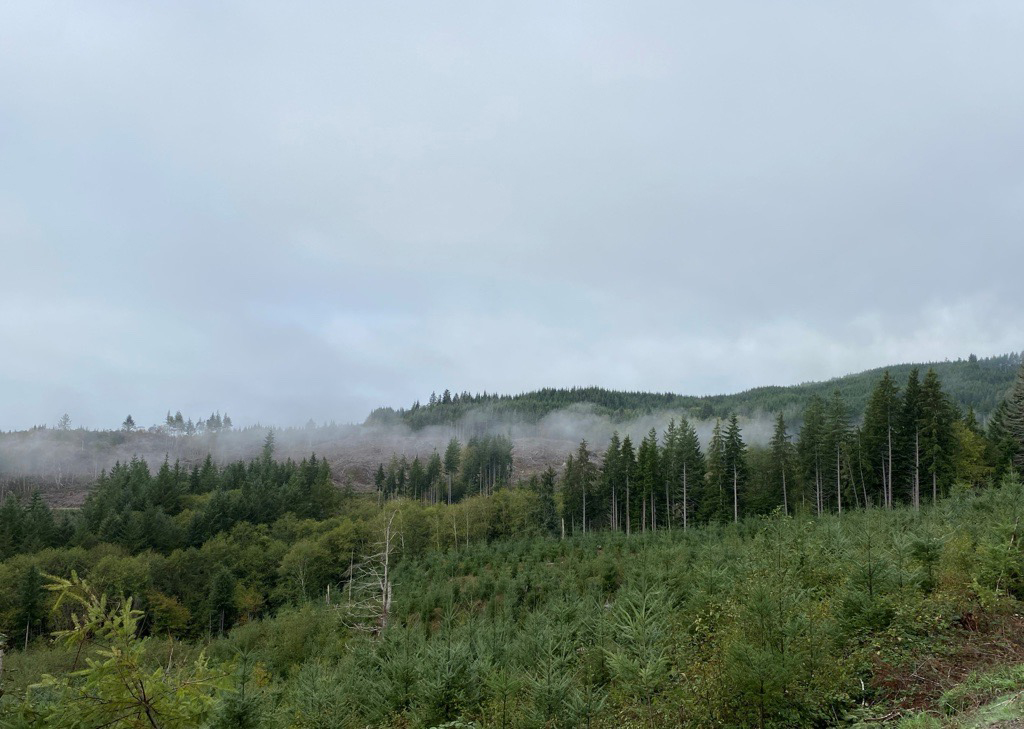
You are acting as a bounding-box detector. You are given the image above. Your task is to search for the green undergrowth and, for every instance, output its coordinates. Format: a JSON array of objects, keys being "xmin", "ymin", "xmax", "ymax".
[{"xmin": 4, "ymin": 477, "xmax": 1024, "ymax": 726}]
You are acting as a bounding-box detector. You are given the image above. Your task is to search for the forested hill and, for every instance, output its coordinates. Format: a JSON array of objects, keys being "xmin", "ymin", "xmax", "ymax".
[{"xmin": 368, "ymin": 352, "xmax": 1021, "ymax": 429}]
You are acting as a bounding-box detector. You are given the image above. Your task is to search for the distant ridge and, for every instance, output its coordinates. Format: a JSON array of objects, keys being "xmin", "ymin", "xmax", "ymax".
[{"xmin": 368, "ymin": 352, "xmax": 1022, "ymax": 429}]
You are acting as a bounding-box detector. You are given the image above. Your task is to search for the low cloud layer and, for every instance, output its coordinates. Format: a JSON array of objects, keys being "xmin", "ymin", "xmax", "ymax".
[
  {"xmin": 2, "ymin": 2, "xmax": 1023, "ymax": 430},
  {"xmin": 0, "ymin": 403, "xmax": 778, "ymax": 507}
]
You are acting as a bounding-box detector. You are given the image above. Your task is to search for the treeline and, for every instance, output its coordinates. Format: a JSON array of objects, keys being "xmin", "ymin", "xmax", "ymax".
[
  {"xmin": 366, "ymin": 352, "xmax": 1020, "ymax": 430},
  {"xmin": 159, "ymin": 409, "xmax": 234, "ymax": 435},
  {"xmin": 373, "ymin": 434, "xmax": 514, "ymax": 503},
  {"xmin": 0, "ymin": 436, "xmax": 342, "ymax": 563},
  {"xmin": 558, "ymin": 368, "xmax": 984, "ymax": 532},
  {"xmin": 20, "ymin": 408, "xmax": 236, "ymax": 435},
  {"xmin": 371, "ymin": 367, "xmax": 1017, "ymax": 536},
  {"xmin": 0, "ymin": 482, "xmax": 552, "ymax": 646}
]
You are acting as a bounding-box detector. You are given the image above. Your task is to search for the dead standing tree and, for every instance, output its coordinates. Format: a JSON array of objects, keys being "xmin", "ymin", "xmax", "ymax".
[{"xmin": 345, "ymin": 509, "xmax": 399, "ymax": 635}]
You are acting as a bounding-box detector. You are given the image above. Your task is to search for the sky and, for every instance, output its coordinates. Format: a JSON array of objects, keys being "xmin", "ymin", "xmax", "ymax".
[{"xmin": 1, "ymin": 1, "xmax": 1023, "ymax": 430}]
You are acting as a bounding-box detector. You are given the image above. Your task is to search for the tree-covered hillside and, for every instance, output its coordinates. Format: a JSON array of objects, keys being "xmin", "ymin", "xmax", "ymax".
[
  {"xmin": 3, "ymin": 362, "xmax": 1024, "ymax": 726},
  {"xmin": 369, "ymin": 353, "xmax": 1021, "ymax": 430}
]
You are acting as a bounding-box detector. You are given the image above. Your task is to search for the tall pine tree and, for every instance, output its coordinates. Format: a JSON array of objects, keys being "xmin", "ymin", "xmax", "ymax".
[
  {"xmin": 862, "ymin": 372, "xmax": 902, "ymax": 508},
  {"xmin": 768, "ymin": 413, "xmax": 793, "ymax": 516},
  {"xmin": 920, "ymin": 368, "xmax": 956, "ymax": 503},
  {"xmin": 723, "ymin": 415, "xmax": 748, "ymax": 524}
]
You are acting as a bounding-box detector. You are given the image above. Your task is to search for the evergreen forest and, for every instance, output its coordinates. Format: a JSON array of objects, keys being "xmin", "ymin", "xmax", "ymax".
[{"xmin": 3, "ymin": 361, "xmax": 1024, "ymax": 727}]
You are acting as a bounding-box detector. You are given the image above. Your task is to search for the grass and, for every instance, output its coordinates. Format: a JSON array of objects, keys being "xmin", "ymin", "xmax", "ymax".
[{"xmin": 892, "ymin": 663, "xmax": 1024, "ymax": 728}]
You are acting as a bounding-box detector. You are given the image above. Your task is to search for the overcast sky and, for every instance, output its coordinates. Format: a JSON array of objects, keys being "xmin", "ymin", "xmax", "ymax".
[{"xmin": 2, "ymin": 2, "xmax": 1023, "ymax": 430}]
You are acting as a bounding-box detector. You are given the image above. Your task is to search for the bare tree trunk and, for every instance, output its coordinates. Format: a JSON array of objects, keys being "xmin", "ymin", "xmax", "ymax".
[
  {"xmin": 626, "ymin": 477, "xmax": 631, "ymax": 536},
  {"xmin": 378, "ymin": 511, "xmax": 397, "ymax": 632},
  {"xmin": 781, "ymin": 467, "xmax": 788, "ymax": 517},
  {"xmin": 682, "ymin": 463, "xmax": 688, "ymax": 531},
  {"xmin": 933, "ymin": 471, "xmax": 937, "ymax": 505},
  {"xmin": 836, "ymin": 445, "xmax": 842, "ymax": 516},
  {"xmin": 857, "ymin": 431, "xmax": 869, "ymax": 508},
  {"xmin": 814, "ymin": 457, "xmax": 822, "ymax": 517},
  {"xmin": 847, "ymin": 451, "xmax": 860, "ymax": 510},
  {"xmin": 881, "ymin": 458, "xmax": 888, "ymax": 510},
  {"xmin": 914, "ymin": 429, "xmax": 920, "ymax": 511},
  {"xmin": 733, "ymin": 465, "xmax": 739, "ymax": 524},
  {"xmin": 887, "ymin": 425, "xmax": 893, "ymax": 509},
  {"xmin": 348, "ymin": 550, "xmax": 355, "ymax": 602},
  {"xmin": 665, "ymin": 478, "xmax": 671, "ymax": 532},
  {"xmin": 582, "ymin": 486, "xmax": 587, "ymax": 535}
]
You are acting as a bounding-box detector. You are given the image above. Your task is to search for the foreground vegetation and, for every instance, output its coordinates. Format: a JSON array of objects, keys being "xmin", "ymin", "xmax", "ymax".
[
  {"xmin": 4, "ymin": 478, "xmax": 1024, "ymax": 727},
  {"xmin": 2, "ymin": 362, "xmax": 1024, "ymax": 726}
]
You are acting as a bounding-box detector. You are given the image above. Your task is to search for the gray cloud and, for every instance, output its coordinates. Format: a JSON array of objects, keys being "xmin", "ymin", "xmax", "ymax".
[{"xmin": 2, "ymin": 1, "xmax": 1023, "ymax": 429}]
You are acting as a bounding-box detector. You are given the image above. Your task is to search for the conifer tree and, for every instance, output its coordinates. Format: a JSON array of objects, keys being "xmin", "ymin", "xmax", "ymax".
[
  {"xmin": 920, "ymin": 368, "xmax": 956, "ymax": 503},
  {"xmin": 150, "ymin": 457, "xmax": 182, "ymax": 514},
  {"xmin": 533, "ymin": 467, "xmax": 559, "ymax": 535},
  {"xmin": 620, "ymin": 436, "xmax": 637, "ymax": 534},
  {"xmin": 16, "ymin": 565, "xmax": 44, "ymax": 649},
  {"xmin": 602, "ymin": 432, "xmax": 623, "ymax": 530},
  {"xmin": 769, "ymin": 413, "xmax": 793, "ymax": 516},
  {"xmin": 704, "ymin": 420, "xmax": 728, "ymax": 522},
  {"xmin": 823, "ymin": 390, "xmax": 850, "ymax": 514},
  {"xmin": 22, "ymin": 492, "xmax": 56, "ymax": 552},
  {"xmin": 636, "ymin": 429, "xmax": 661, "ymax": 531},
  {"xmin": 862, "ymin": 371, "xmax": 902, "ymax": 508},
  {"xmin": 998, "ymin": 362, "xmax": 1024, "ymax": 471},
  {"xmin": 723, "ymin": 415, "xmax": 748, "ymax": 523},
  {"xmin": 798, "ymin": 398, "xmax": 826, "ymax": 515},
  {"xmin": 397, "ymin": 455, "xmax": 408, "ymax": 497},
  {"xmin": 374, "ymin": 464, "xmax": 386, "ymax": 505},
  {"xmin": 0, "ymin": 494, "xmax": 24, "ymax": 559},
  {"xmin": 409, "ymin": 457, "xmax": 425, "ymax": 501},
  {"xmin": 209, "ymin": 568, "xmax": 237, "ymax": 635},
  {"xmin": 443, "ymin": 438, "xmax": 461, "ymax": 504},
  {"xmin": 425, "ymin": 451, "xmax": 442, "ymax": 503},
  {"xmin": 563, "ymin": 440, "xmax": 598, "ymax": 533},
  {"xmin": 661, "ymin": 420, "xmax": 679, "ymax": 530},
  {"xmin": 672, "ymin": 418, "xmax": 705, "ymax": 529},
  {"xmin": 902, "ymin": 369, "xmax": 924, "ymax": 509}
]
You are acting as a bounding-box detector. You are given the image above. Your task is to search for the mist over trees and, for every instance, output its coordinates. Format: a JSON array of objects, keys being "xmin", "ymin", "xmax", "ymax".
[
  {"xmin": 366, "ymin": 366, "xmax": 998, "ymax": 527},
  {"xmin": 3, "ymin": 359, "xmax": 1024, "ymax": 726},
  {"xmin": 367, "ymin": 352, "xmax": 1020, "ymax": 430}
]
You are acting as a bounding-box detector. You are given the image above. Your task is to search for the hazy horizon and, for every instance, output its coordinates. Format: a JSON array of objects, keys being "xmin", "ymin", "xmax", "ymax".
[{"xmin": 2, "ymin": 349, "xmax": 1012, "ymax": 433}]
